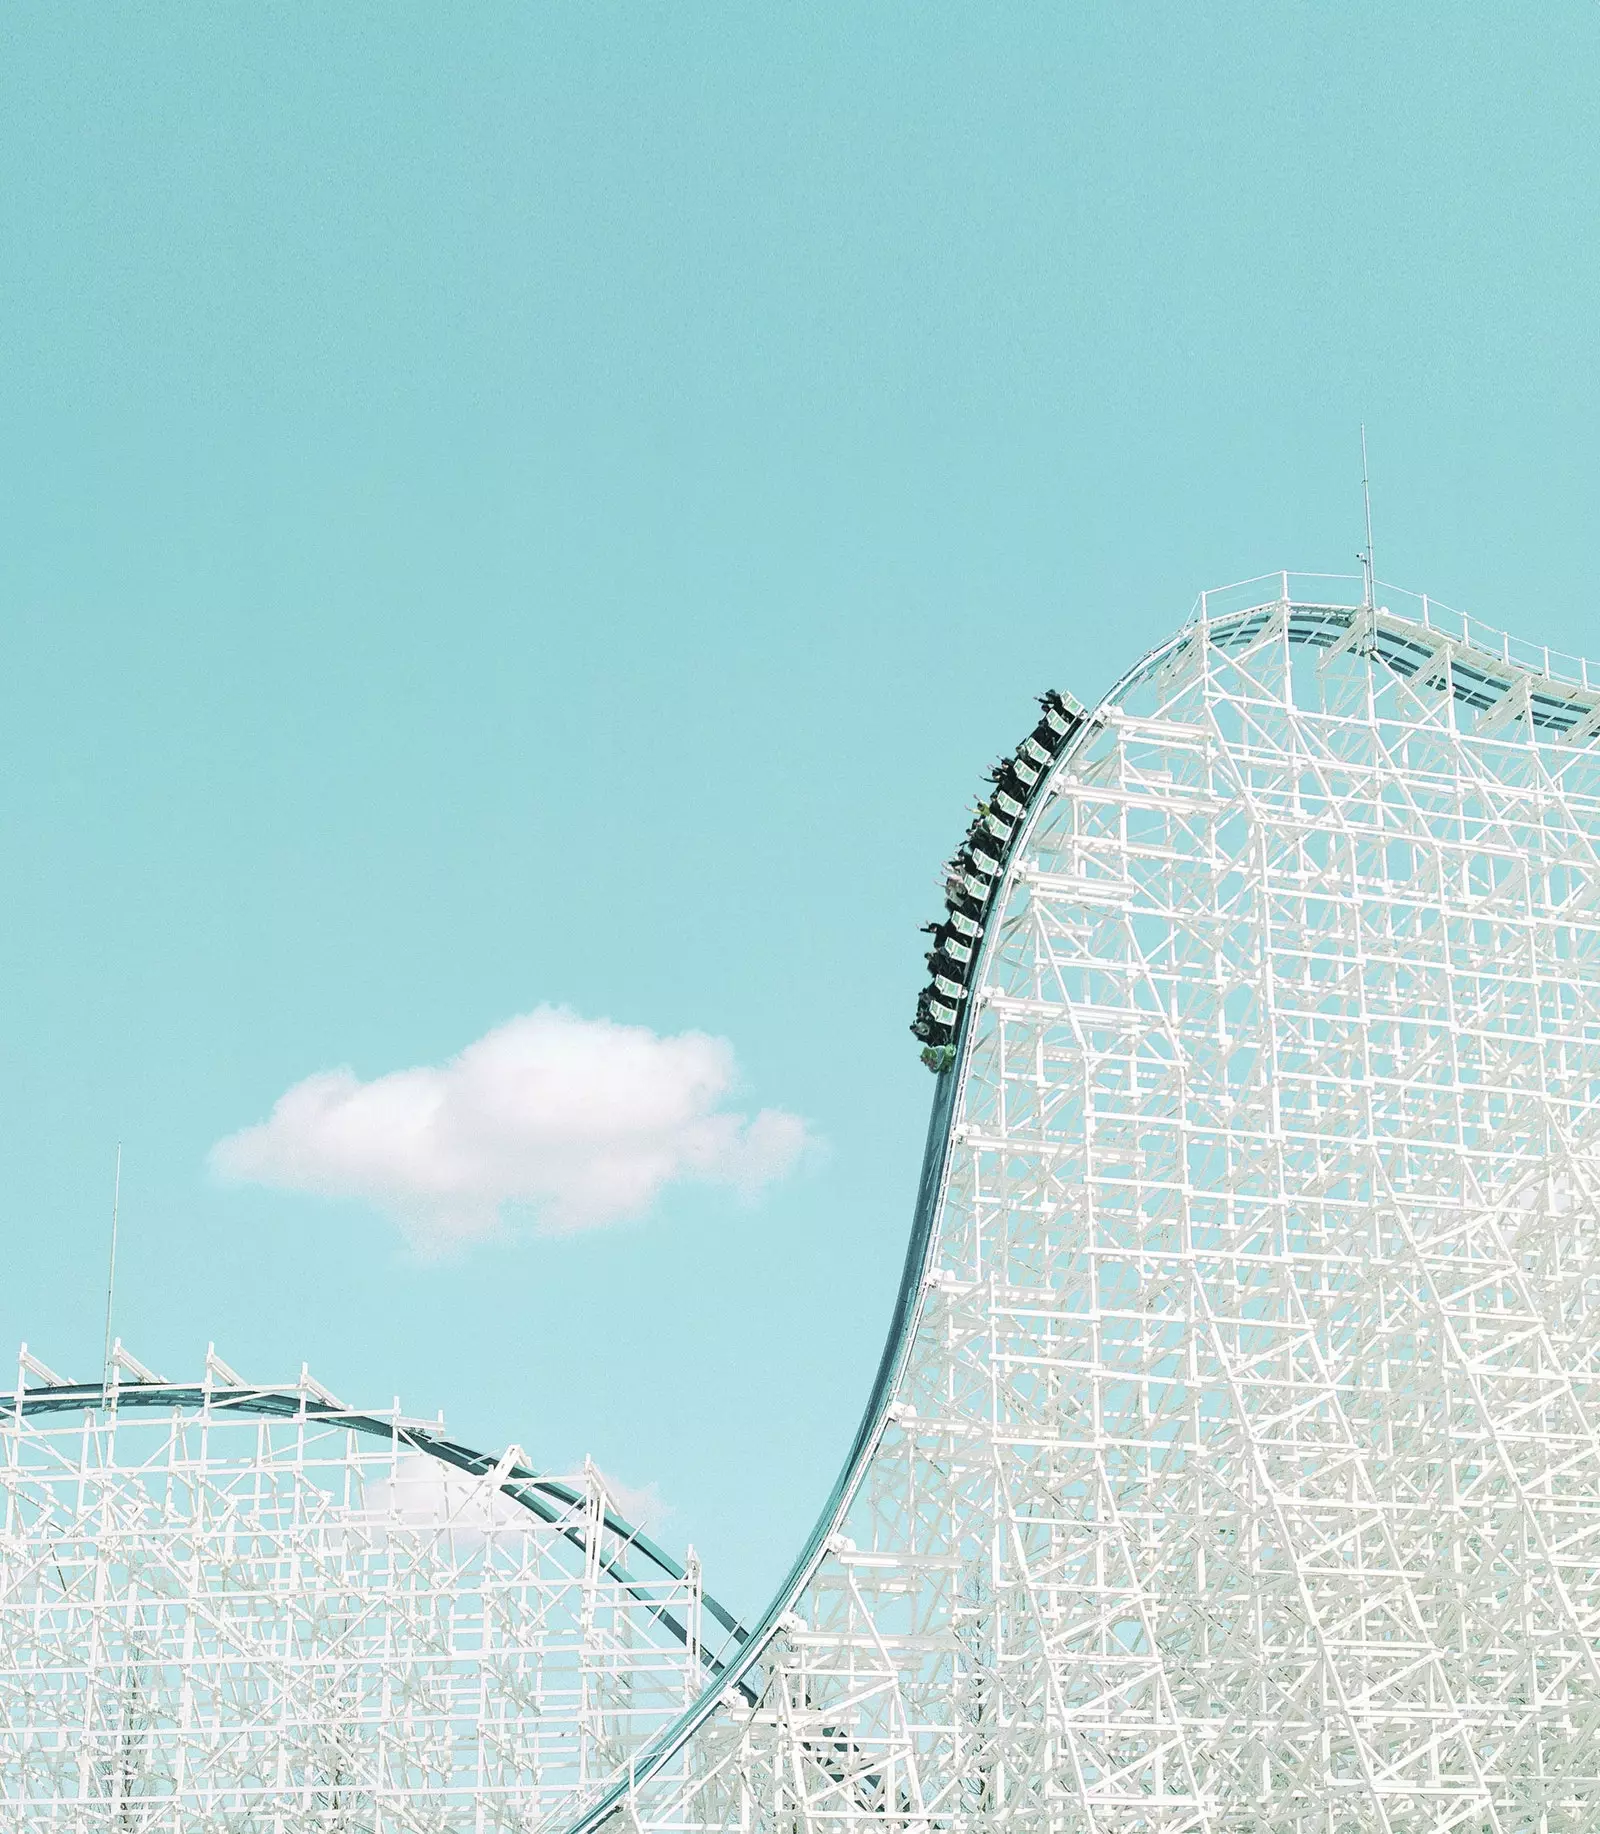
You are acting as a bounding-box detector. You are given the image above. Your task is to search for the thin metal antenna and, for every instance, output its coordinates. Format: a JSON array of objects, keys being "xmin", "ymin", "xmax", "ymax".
[
  {"xmin": 101, "ymin": 1143, "xmax": 122, "ymax": 1390},
  {"xmin": 1359, "ymin": 423, "xmax": 1376, "ymax": 610}
]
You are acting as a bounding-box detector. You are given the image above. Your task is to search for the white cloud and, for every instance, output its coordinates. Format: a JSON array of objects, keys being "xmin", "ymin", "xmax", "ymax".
[
  {"xmin": 210, "ymin": 1007, "xmax": 811, "ymax": 1256},
  {"xmin": 595, "ymin": 1468, "xmax": 669, "ymax": 1534},
  {"xmin": 363, "ymin": 1454, "xmax": 532, "ymax": 1545},
  {"xmin": 359, "ymin": 1454, "xmax": 670, "ymax": 1550}
]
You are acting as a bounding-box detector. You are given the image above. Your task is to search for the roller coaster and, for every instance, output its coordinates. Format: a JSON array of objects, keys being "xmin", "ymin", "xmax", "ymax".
[{"xmin": 9, "ymin": 571, "xmax": 1600, "ymax": 1829}]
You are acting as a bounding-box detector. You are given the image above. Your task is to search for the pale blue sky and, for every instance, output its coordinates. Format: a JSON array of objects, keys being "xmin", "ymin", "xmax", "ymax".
[{"xmin": 3, "ymin": 4, "xmax": 1598, "ymax": 1615}]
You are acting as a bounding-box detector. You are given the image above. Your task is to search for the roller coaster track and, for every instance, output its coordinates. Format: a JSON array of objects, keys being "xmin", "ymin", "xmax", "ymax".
[
  {"xmin": 562, "ymin": 572, "xmax": 1600, "ymax": 1833},
  {"xmin": 2, "ymin": 1365, "xmax": 754, "ymax": 1698}
]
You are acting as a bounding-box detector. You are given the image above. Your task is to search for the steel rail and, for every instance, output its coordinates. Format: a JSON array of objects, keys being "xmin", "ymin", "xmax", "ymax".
[
  {"xmin": 0, "ymin": 1377, "xmax": 758, "ymax": 1703},
  {"xmin": 556, "ymin": 633, "xmax": 1171, "ymax": 1834}
]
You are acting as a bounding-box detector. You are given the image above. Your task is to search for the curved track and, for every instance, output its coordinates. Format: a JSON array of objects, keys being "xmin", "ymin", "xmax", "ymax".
[
  {"xmin": 0, "ymin": 1358, "xmax": 753, "ymax": 1827},
  {"xmin": 567, "ymin": 574, "xmax": 1600, "ymax": 1833},
  {"xmin": 3, "ymin": 1366, "xmax": 751, "ymax": 1689}
]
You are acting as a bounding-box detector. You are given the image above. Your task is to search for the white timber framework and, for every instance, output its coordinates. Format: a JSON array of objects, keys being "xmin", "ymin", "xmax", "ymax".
[
  {"xmin": 562, "ymin": 574, "xmax": 1600, "ymax": 1834},
  {"xmin": 0, "ymin": 1348, "xmax": 748, "ymax": 1830}
]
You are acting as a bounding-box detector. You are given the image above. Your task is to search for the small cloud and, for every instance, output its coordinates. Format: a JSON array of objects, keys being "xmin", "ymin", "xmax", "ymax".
[
  {"xmin": 210, "ymin": 1007, "xmax": 811, "ymax": 1256},
  {"xmin": 360, "ymin": 1454, "xmax": 670, "ymax": 1552},
  {"xmin": 364, "ymin": 1453, "xmax": 531, "ymax": 1545},
  {"xmin": 595, "ymin": 1468, "xmax": 669, "ymax": 1535}
]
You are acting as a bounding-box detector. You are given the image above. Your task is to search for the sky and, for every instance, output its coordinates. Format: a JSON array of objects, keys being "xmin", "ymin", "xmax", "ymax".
[{"xmin": 3, "ymin": 3, "xmax": 1600, "ymax": 1618}]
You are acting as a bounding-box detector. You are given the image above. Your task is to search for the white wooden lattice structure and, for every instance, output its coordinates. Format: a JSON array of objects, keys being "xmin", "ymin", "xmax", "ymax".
[
  {"xmin": 567, "ymin": 575, "xmax": 1600, "ymax": 1834},
  {"xmin": 0, "ymin": 1349, "xmax": 747, "ymax": 1829}
]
